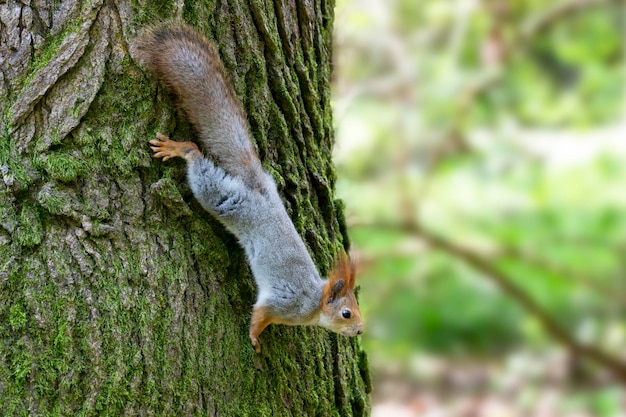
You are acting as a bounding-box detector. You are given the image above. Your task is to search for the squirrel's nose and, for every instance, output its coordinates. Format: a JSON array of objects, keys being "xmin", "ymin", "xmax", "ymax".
[{"xmin": 356, "ymin": 329, "xmax": 363, "ymax": 335}]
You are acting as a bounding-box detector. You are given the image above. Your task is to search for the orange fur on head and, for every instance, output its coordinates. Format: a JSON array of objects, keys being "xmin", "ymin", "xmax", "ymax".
[
  {"xmin": 319, "ymin": 251, "xmax": 363, "ymax": 336},
  {"xmin": 322, "ymin": 252, "xmax": 355, "ymax": 304},
  {"xmin": 328, "ymin": 251, "xmax": 356, "ymax": 291}
]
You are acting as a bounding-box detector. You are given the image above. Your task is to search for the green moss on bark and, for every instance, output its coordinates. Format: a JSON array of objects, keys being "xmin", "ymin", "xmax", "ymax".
[{"xmin": 0, "ymin": 0, "xmax": 370, "ymax": 415}]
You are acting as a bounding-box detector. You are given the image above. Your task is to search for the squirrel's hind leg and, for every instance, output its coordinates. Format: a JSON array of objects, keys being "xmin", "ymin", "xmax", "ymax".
[
  {"xmin": 150, "ymin": 132, "xmax": 201, "ymax": 162},
  {"xmin": 249, "ymin": 306, "xmax": 276, "ymax": 353}
]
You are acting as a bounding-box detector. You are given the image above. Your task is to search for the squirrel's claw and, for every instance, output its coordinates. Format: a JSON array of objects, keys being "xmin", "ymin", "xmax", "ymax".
[{"xmin": 250, "ymin": 335, "xmax": 261, "ymax": 353}]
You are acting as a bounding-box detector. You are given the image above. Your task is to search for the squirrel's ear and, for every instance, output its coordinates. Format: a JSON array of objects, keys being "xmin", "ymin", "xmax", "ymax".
[
  {"xmin": 330, "ymin": 251, "xmax": 357, "ymax": 291},
  {"xmin": 330, "ymin": 251, "xmax": 356, "ymax": 289},
  {"xmin": 326, "ymin": 279, "xmax": 345, "ymax": 304},
  {"xmin": 346, "ymin": 254, "xmax": 357, "ymax": 290}
]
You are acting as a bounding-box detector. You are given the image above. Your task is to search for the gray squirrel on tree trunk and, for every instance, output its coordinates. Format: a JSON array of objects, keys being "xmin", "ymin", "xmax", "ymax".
[{"xmin": 137, "ymin": 23, "xmax": 363, "ymax": 353}]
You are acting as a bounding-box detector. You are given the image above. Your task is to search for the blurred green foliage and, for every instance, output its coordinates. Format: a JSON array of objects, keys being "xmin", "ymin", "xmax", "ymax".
[{"xmin": 333, "ymin": 0, "xmax": 625, "ymax": 369}]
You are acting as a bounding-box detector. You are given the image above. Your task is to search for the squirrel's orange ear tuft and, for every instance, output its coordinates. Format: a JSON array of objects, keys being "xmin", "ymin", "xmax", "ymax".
[
  {"xmin": 326, "ymin": 279, "xmax": 345, "ymax": 304},
  {"xmin": 329, "ymin": 251, "xmax": 356, "ymax": 291}
]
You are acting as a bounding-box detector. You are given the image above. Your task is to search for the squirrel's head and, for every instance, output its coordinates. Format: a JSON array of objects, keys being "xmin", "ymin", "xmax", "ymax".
[{"xmin": 319, "ymin": 252, "xmax": 364, "ymax": 337}]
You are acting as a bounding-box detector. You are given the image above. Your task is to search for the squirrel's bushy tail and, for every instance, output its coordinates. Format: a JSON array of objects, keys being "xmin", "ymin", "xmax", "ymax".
[{"xmin": 137, "ymin": 23, "xmax": 264, "ymax": 188}]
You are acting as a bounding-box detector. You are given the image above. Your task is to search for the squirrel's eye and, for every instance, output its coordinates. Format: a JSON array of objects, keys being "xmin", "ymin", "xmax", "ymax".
[{"xmin": 341, "ymin": 309, "xmax": 351, "ymax": 319}]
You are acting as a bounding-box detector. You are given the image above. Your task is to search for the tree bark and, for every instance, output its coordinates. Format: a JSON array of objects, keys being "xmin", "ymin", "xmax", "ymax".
[{"xmin": 0, "ymin": 1, "xmax": 371, "ymax": 415}]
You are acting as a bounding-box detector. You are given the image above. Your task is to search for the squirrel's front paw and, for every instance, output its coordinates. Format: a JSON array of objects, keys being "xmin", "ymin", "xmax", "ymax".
[
  {"xmin": 250, "ymin": 335, "xmax": 262, "ymax": 353},
  {"xmin": 149, "ymin": 133, "xmax": 200, "ymax": 162}
]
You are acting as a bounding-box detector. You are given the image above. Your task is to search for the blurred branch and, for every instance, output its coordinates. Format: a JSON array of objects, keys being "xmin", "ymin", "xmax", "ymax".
[
  {"xmin": 522, "ymin": 0, "xmax": 625, "ymax": 39},
  {"xmin": 498, "ymin": 246, "xmax": 626, "ymax": 306},
  {"xmin": 352, "ymin": 220, "xmax": 626, "ymax": 383},
  {"xmin": 352, "ymin": 224, "xmax": 626, "ymax": 305}
]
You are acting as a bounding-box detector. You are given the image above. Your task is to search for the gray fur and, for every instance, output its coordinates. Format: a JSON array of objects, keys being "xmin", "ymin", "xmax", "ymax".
[{"xmin": 187, "ymin": 157, "xmax": 324, "ymax": 322}]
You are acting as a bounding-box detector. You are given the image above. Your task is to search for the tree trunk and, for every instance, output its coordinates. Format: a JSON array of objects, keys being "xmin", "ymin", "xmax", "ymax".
[{"xmin": 0, "ymin": 1, "xmax": 371, "ymax": 415}]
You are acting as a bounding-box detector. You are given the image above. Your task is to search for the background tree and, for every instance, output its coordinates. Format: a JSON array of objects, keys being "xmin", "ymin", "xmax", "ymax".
[{"xmin": 0, "ymin": 1, "xmax": 370, "ymax": 415}]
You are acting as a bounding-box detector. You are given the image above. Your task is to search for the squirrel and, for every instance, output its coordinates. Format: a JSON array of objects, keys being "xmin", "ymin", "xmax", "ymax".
[{"xmin": 137, "ymin": 23, "xmax": 363, "ymax": 353}]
